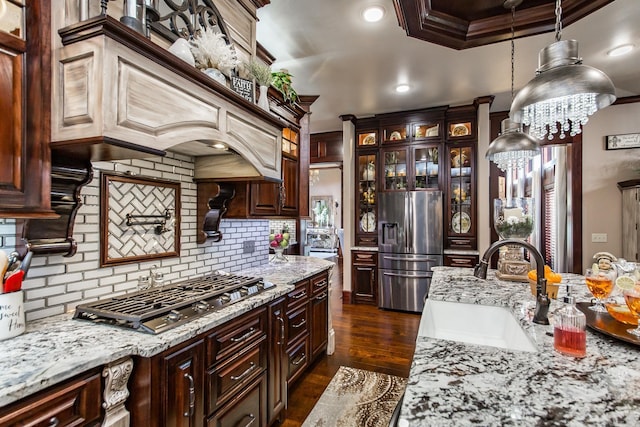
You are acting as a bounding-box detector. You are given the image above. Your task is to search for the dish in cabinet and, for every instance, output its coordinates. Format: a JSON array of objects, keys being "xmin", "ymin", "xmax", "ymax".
[
  {"xmin": 426, "ymin": 125, "xmax": 439, "ymax": 137},
  {"xmin": 360, "ymin": 212, "xmax": 376, "ymax": 232},
  {"xmin": 452, "ymin": 212, "xmax": 471, "ymax": 233},
  {"xmin": 390, "ymin": 131, "xmax": 403, "ymax": 141},
  {"xmin": 451, "ymin": 123, "xmax": 470, "ymax": 137},
  {"xmin": 362, "ymin": 134, "xmax": 376, "ymax": 145},
  {"xmin": 451, "ymin": 153, "xmax": 468, "ymax": 168}
]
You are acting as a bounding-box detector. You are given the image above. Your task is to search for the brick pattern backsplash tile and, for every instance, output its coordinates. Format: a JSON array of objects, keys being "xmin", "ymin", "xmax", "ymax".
[{"xmin": 0, "ymin": 153, "xmax": 270, "ymax": 321}]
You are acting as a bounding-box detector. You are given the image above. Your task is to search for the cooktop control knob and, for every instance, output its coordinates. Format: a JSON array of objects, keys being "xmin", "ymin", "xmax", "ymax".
[
  {"xmin": 228, "ymin": 290, "xmax": 242, "ymax": 301},
  {"xmin": 167, "ymin": 310, "xmax": 183, "ymax": 322},
  {"xmin": 244, "ymin": 285, "xmax": 259, "ymax": 295}
]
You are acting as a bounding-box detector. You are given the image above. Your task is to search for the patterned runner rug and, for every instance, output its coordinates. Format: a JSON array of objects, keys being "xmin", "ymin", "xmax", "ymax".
[{"xmin": 302, "ymin": 366, "xmax": 407, "ymax": 427}]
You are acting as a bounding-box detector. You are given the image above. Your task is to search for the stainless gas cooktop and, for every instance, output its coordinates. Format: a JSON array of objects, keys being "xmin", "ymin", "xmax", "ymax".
[{"xmin": 73, "ymin": 272, "xmax": 275, "ymax": 334}]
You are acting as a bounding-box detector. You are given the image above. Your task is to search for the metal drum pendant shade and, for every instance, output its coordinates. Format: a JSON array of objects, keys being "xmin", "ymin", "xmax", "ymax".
[
  {"xmin": 510, "ymin": 40, "xmax": 616, "ymax": 140},
  {"xmin": 486, "ymin": 118, "xmax": 540, "ymax": 171}
]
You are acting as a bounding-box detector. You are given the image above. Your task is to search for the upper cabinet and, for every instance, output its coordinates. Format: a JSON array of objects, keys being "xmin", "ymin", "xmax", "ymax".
[{"xmin": 0, "ymin": 0, "xmax": 55, "ymax": 218}]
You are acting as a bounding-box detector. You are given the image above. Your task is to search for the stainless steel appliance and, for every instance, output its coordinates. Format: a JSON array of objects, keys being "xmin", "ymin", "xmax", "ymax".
[
  {"xmin": 378, "ymin": 191, "xmax": 443, "ymax": 312},
  {"xmin": 74, "ymin": 272, "xmax": 274, "ymax": 334}
]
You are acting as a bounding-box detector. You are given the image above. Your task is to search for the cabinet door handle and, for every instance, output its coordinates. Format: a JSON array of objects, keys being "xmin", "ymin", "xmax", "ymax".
[
  {"xmin": 292, "ymin": 352, "xmax": 306, "ymax": 366},
  {"xmin": 230, "ymin": 327, "xmax": 256, "ymax": 343},
  {"xmin": 279, "ymin": 184, "xmax": 286, "ymax": 208},
  {"xmin": 231, "ymin": 362, "xmax": 257, "ymax": 382},
  {"xmin": 239, "ymin": 414, "xmax": 256, "ymax": 427},
  {"xmin": 277, "ymin": 315, "xmax": 285, "ymax": 345},
  {"xmin": 183, "ymin": 373, "xmax": 195, "ymax": 417},
  {"xmin": 292, "ymin": 318, "xmax": 307, "ymax": 328},
  {"xmin": 315, "ymin": 292, "xmax": 327, "ymax": 300},
  {"xmin": 315, "ymin": 279, "xmax": 327, "ymax": 288},
  {"xmin": 292, "ymin": 291, "xmax": 307, "ymax": 300},
  {"xmin": 48, "ymin": 417, "xmax": 59, "ymax": 427}
]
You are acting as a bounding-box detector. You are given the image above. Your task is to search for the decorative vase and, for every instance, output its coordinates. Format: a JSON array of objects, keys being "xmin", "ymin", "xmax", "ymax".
[
  {"xmin": 258, "ymin": 85, "xmax": 269, "ymax": 111},
  {"xmin": 168, "ymin": 38, "xmax": 195, "ymax": 67},
  {"xmin": 271, "ymin": 247, "xmax": 288, "ymax": 262},
  {"xmin": 203, "ymin": 68, "xmax": 226, "ymax": 86}
]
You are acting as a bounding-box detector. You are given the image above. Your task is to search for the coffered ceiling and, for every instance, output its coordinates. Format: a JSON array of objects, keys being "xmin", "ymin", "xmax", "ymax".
[
  {"xmin": 393, "ymin": 0, "xmax": 614, "ymax": 49},
  {"xmin": 256, "ymin": 0, "xmax": 640, "ymax": 133}
]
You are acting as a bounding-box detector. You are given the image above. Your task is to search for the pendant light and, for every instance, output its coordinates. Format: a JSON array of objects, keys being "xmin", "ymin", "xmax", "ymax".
[
  {"xmin": 509, "ymin": 0, "xmax": 616, "ymax": 140},
  {"xmin": 486, "ymin": 0, "xmax": 540, "ymax": 172}
]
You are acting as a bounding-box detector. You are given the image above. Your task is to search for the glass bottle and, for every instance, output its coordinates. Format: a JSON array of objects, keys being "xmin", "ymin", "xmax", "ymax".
[{"xmin": 553, "ymin": 285, "xmax": 587, "ymax": 357}]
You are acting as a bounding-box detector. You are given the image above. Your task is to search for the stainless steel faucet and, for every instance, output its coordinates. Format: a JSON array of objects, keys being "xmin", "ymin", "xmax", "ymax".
[{"xmin": 474, "ymin": 238, "xmax": 550, "ymax": 325}]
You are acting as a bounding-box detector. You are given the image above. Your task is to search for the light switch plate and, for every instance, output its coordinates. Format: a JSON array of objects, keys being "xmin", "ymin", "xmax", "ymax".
[{"xmin": 591, "ymin": 233, "xmax": 608, "ymax": 243}]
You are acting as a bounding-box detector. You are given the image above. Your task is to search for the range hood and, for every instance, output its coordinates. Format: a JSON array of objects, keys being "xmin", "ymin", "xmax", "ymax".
[{"xmin": 51, "ymin": 16, "xmax": 284, "ymax": 181}]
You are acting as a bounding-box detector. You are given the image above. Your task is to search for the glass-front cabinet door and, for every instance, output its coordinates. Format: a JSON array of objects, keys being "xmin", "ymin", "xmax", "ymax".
[
  {"xmin": 357, "ymin": 151, "xmax": 377, "ymax": 238},
  {"xmin": 413, "ymin": 145, "xmax": 439, "ymax": 190},
  {"xmin": 381, "ymin": 147, "xmax": 408, "ymax": 191},
  {"xmin": 447, "ymin": 144, "xmax": 474, "ymax": 237}
]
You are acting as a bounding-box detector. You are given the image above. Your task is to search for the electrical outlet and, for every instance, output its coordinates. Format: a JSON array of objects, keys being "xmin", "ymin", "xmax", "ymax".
[
  {"xmin": 243, "ymin": 240, "xmax": 255, "ymax": 254},
  {"xmin": 591, "ymin": 233, "xmax": 608, "ymax": 243}
]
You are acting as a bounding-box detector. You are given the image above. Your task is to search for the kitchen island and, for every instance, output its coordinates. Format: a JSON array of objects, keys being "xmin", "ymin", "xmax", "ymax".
[
  {"xmin": 399, "ymin": 267, "xmax": 640, "ymax": 426},
  {"xmin": 0, "ymin": 256, "xmax": 333, "ymax": 408}
]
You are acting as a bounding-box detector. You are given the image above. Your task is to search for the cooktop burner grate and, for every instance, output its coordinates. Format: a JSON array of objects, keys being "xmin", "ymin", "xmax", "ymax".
[{"xmin": 73, "ymin": 272, "xmax": 274, "ymax": 334}]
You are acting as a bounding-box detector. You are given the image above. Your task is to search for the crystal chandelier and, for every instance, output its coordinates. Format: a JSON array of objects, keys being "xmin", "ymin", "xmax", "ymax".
[
  {"xmin": 486, "ymin": 1, "xmax": 540, "ymax": 172},
  {"xmin": 509, "ymin": 0, "xmax": 616, "ymax": 140}
]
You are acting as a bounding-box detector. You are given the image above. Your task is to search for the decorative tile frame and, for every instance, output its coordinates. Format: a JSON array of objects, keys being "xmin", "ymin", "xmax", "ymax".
[{"xmin": 100, "ymin": 172, "xmax": 181, "ymax": 267}]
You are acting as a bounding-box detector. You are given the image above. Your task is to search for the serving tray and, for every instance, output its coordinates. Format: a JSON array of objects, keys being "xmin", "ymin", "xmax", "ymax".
[{"xmin": 576, "ymin": 302, "xmax": 640, "ymax": 346}]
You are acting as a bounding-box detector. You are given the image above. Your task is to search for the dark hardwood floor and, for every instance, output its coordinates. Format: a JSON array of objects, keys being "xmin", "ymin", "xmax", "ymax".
[{"xmin": 282, "ymin": 256, "xmax": 420, "ymax": 426}]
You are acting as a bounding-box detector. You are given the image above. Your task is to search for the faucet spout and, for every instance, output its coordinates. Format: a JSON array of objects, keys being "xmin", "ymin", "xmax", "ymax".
[{"xmin": 474, "ymin": 238, "xmax": 550, "ymax": 325}]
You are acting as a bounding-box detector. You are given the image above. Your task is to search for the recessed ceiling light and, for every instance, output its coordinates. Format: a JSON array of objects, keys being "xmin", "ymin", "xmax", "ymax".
[
  {"xmin": 212, "ymin": 142, "xmax": 227, "ymax": 150},
  {"xmin": 607, "ymin": 44, "xmax": 634, "ymax": 57},
  {"xmin": 395, "ymin": 84, "xmax": 410, "ymax": 93},
  {"xmin": 362, "ymin": 6, "xmax": 385, "ymax": 23}
]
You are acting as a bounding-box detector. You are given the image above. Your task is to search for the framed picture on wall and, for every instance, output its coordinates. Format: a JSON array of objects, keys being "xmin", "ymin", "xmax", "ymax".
[{"xmin": 606, "ymin": 133, "xmax": 640, "ymax": 150}]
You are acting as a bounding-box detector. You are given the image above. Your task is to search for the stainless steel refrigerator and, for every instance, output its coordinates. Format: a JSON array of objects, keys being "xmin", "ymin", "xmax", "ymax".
[{"xmin": 378, "ymin": 191, "xmax": 443, "ymax": 312}]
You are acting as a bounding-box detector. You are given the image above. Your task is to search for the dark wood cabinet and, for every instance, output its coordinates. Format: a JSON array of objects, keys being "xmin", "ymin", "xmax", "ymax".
[
  {"xmin": 310, "ymin": 131, "xmax": 343, "ymax": 163},
  {"xmin": 444, "ymin": 254, "xmax": 479, "ymax": 268},
  {"xmin": 0, "ymin": 368, "xmax": 103, "ymax": 426},
  {"xmin": 280, "ymin": 155, "xmax": 299, "ymax": 216},
  {"xmin": 267, "ymin": 298, "xmax": 287, "ymax": 426},
  {"xmin": 351, "ymin": 250, "xmax": 378, "ymax": 305},
  {"xmin": 0, "ymin": 0, "xmax": 55, "ymax": 218},
  {"xmin": 163, "ymin": 339, "xmax": 205, "ymax": 427},
  {"xmin": 310, "ymin": 274, "xmax": 329, "ymax": 359}
]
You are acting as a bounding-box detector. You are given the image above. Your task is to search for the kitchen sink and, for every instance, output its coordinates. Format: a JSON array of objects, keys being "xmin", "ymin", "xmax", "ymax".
[{"xmin": 418, "ymin": 299, "xmax": 537, "ymax": 352}]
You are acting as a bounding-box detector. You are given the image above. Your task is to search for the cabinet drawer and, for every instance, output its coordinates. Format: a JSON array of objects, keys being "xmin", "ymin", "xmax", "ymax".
[
  {"xmin": 286, "ymin": 337, "xmax": 309, "ymax": 385},
  {"xmin": 286, "ymin": 280, "xmax": 309, "ymax": 310},
  {"xmin": 356, "ymin": 235, "xmax": 377, "ymax": 247},
  {"xmin": 444, "ymin": 254, "xmax": 478, "ymax": 268},
  {"xmin": 352, "ymin": 251, "xmax": 377, "ymax": 265},
  {"xmin": 310, "ymin": 272, "xmax": 329, "ymax": 295},
  {"xmin": 207, "ymin": 308, "xmax": 266, "ymax": 366},
  {"xmin": 206, "ymin": 374, "xmax": 266, "ymax": 427},
  {"xmin": 447, "ymin": 237, "xmax": 476, "ymax": 249},
  {"xmin": 286, "ymin": 304, "xmax": 309, "ymax": 344},
  {"xmin": 0, "ymin": 370, "xmax": 102, "ymax": 427},
  {"xmin": 206, "ymin": 342, "xmax": 265, "ymax": 414}
]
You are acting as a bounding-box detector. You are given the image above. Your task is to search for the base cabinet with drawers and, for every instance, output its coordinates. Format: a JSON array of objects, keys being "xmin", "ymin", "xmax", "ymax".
[
  {"xmin": 351, "ymin": 250, "xmax": 378, "ymax": 305},
  {"xmin": 128, "ymin": 270, "xmax": 330, "ymax": 427},
  {"xmin": 0, "ymin": 369, "xmax": 103, "ymax": 426}
]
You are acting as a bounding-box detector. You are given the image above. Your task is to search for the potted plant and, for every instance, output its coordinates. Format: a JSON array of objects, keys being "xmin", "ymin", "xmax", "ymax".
[
  {"xmin": 247, "ymin": 60, "xmax": 272, "ymax": 111},
  {"xmin": 271, "ymin": 69, "xmax": 298, "ymax": 105},
  {"xmin": 190, "ymin": 27, "xmax": 240, "ymax": 84}
]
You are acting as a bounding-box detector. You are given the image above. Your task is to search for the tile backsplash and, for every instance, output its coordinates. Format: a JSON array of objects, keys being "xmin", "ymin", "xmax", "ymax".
[{"xmin": 0, "ymin": 153, "xmax": 270, "ymax": 322}]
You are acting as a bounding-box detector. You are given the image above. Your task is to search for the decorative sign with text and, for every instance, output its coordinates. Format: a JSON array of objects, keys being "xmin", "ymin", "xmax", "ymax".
[
  {"xmin": 231, "ymin": 77, "xmax": 254, "ymax": 103},
  {"xmin": 606, "ymin": 133, "xmax": 640, "ymax": 150},
  {"xmin": 0, "ymin": 291, "xmax": 25, "ymax": 341}
]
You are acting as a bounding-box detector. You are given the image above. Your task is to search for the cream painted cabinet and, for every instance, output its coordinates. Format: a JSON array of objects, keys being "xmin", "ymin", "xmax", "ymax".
[{"xmin": 619, "ymin": 180, "xmax": 640, "ymax": 262}]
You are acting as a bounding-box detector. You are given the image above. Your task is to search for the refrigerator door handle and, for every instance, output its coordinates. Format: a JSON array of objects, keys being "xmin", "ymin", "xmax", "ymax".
[
  {"xmin": 382, "ymin": 271, "xmax": 432, "ymax": 279},
  {"xmin": 405, "ymin": 192, "xmax": 411, "ymax": 252}
]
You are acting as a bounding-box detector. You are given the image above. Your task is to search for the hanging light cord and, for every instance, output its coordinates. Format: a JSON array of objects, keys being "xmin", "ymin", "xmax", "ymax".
[
  {"xmin": 510, "ymin": 6, "xmax": 515, "ymax": 102},
  {"xmin": 554, "ymin": 0, "xmax": 563, "ymax": 42}
]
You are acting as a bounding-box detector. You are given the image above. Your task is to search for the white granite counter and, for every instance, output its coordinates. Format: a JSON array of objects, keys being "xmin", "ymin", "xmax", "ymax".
[
  {"xmin": 0, "ymin": 256, "xmax": 333, "ymax": 407},
  {"xmin": 399, "ymin": 266, "xmax": 640, "ymax": 426}
]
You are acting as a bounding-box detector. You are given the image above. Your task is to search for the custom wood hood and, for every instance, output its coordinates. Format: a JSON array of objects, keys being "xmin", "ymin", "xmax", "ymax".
[{"xmin": 52, "ymin": 15, "xmax": 285, "ymax": 181}]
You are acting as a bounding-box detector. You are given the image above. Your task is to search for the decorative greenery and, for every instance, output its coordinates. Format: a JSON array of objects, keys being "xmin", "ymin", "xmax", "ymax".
[
  {"xmin": 495, "ymin": 215, "xmax": 534, "ymax": 239},
  {"xmin": 271, "ymin": 70, "xmax": 298, "ymax": 104},
  {"xmin": 190, "ymin": 27, "xmax": 240, "ymax": 76},
  {"xmin": 246, "ymin": 60, "xmax": 273, "ymax": 87}
]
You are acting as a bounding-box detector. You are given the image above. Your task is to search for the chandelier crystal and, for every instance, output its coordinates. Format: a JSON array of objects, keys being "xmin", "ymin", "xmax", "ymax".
[{"xmin": 509, "ymin": 0, "xmax": 616, "ymax": 140}]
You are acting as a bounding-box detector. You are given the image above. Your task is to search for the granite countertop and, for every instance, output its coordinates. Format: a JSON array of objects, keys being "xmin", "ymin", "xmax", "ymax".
[
  {"xmin": 399, "ymin": 266, "xmax": 640, "ymax": 426},
  {"xmin": 0, "ymin": 256, "xmax": 333, "ymax": 408}
]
